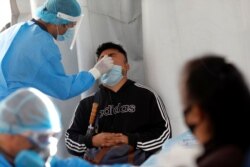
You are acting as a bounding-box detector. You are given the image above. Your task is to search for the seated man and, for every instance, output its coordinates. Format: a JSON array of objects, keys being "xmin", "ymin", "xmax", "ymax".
[
  {"xmin": 65, "ymin": 42, "xmax": 172, "ymax": 165},
  {"xmin": 0, "ymin": 88, "xmax": 95, "ymax": 167}
]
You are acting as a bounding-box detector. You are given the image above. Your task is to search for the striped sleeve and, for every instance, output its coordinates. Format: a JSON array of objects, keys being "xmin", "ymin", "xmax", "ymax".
[
  {"xmin": 65, "ymin": 131, "xmax": 88, "ymax": 155},
  {"xmin": 64, "ymin": 97, "xmax": 93, "ymax": 156},
  {"xmin": 135, "ymin": 83, "xmax": 172, "ymax": 151}
]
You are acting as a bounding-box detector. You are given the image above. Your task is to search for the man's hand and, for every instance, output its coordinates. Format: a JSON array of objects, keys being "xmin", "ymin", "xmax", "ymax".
[
  {"xmin": 112, "ymin": 133, "xmax": 128, "ymax": 145},
  {"xmin": 92, "ymin": 132, "xmax": 128, "ymax": 147}
]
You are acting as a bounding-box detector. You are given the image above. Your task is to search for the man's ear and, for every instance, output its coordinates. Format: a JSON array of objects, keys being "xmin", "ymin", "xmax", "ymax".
[
  {"xmin": 125, "ymin": 63, "xmax": 130, "ymax": 71},
  {"xmin": 122, "ymin": 63, "xmax": 130, "ymax": 76}
]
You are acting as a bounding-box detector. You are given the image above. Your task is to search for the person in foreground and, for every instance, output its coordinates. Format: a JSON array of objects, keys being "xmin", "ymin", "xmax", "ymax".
[
  {"xmin": 65, "ymin": 42, "xmax": 172, "ymax": 165},
  {"xmin": 0, "ymin": 0, "xmax": 113, "ymax": 101},
  {"xmin": 180, "ymin": 54, "xmax": 250, "ymax": 167},
  {"xmin": 0, "ymin": 87, "xmax": 132, "ymax": 167},
  {"xmin": 0, "ymin": 87, "xmax": 89, "ymax": 167}
]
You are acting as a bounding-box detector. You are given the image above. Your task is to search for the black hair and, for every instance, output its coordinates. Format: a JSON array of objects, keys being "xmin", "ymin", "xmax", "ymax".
[
  {"xmin": 96, "ymin": 42, "xmax": 127, "ymax": 62},
  {"xmin": 183, "ymin": 54, "xmax": 250, "ymax": 150}
]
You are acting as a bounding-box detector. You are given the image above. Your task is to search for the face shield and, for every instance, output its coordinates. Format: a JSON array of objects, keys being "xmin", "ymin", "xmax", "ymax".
[
  {"xmin": 36, "ymin": 0, "xmax": 83, "ymax": 50},
  {"xmin": 56, "ymin": 12, "xmax": 84, "ymax": 50}
]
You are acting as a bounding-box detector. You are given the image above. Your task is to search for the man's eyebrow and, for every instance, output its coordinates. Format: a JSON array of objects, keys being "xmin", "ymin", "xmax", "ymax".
[
  {"xmin": 100, "ymin": 53, "xmax": 115, "ymax": 57},
  {"xmin": 108, "ymin": 53, "xmax": 115, "ymax": 56}
]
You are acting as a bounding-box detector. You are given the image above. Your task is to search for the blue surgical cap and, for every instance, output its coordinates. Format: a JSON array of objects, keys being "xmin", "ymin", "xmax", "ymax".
[
  {"xmin": 36, "ymin": 0, "xmax": 81, "ymax": 25},
  {"xmin": 0, "ymin": 88, "xmax": 62, "ymax": 134}
]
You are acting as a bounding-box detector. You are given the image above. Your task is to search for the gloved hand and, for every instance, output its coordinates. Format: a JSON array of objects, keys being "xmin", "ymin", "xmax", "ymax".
[{"xmin": 89, "ymin": 55, "xmax": 114, "ymax": 80}]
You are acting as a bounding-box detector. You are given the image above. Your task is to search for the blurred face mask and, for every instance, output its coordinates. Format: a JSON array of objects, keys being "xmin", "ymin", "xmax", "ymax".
[
  {"xmin": 56, "ymin": 27, "xmax": 74, "ymax": 41},
  {"xmin": 15, "ymin": 150, "xmax": 45, "ymax": 167},
  {"xmin": 100, "ymin": 65, "xmax": 123, "ymax": 86},
  {"xmin": 14, "ymin": 132, "xmax": 61, "ymax": 167},
  {"xmin": 56, "ymin": 12, "xmax": 83, "ymax": 50}
]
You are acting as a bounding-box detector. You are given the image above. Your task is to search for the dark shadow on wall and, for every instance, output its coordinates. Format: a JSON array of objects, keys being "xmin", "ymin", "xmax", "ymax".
[{"xmin": 0, "ymin": 22, "xmax": 11, "ymax": 32}]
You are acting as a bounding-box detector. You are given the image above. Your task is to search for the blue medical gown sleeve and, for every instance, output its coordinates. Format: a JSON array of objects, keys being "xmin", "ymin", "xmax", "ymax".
[
  {"xmin": 50, "ymin": 156, "xmax": 132, "ymax": 167},
  {"xmin": 50, "ymin": 156, "xmax": 93, "ymax": 167},
  {"xmin": 32, "ymin": 55, "xmax": 95, "ymax": 100},
  {"xmin": 1, "ymin": 22, "xmax": 95, "ymax": 100},
  {"xmin": 0, "ymin": 154, "xmax": 12, "ymax": 167}
]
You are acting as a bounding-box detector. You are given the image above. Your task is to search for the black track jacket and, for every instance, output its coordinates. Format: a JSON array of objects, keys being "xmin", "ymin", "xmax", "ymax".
[{"xmin": 65, "ymin": 80, "xmax": 172, "ymax": 156}]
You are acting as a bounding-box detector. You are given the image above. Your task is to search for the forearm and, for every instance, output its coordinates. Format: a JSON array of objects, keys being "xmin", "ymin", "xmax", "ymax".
[
  {"xmin": 125, "ymin": 126, "xmax": 171, "ymax": 152},
  {"xmin": 65, "ymin": 130, "xmax": 94, "ymax": 156}
]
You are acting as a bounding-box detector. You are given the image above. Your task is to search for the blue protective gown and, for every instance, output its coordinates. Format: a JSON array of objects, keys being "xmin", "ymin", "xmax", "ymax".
[
  {"xmin": 0, "ymin": 20, "xmax": 95, "ymax": 100},
  {"xmin": 0, "ymin": 153, "xmax": 93, "ymax": 167},
  {"xmin": 0, "ymin": 154, "xmax": 12, "ymax": 167},
  {"xmin": 51, "ymin": 157, "xmax": 132, "ymax": 167},
  {"xmin": 0, "ymin": 153, "xmax": 131, "ymax": 167}
]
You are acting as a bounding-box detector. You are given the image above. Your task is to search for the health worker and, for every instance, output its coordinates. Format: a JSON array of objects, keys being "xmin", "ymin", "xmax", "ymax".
[
  {"xmin": 0, "ymin": 88, "xmax": 132, "ymax": 167},
  {"xmin": 0, "ymin": 0, "xmax": 113, "ymax": 101},
  {"xmin": 0, "ymin": 87, "xmax": 92, "ymax": 167}
]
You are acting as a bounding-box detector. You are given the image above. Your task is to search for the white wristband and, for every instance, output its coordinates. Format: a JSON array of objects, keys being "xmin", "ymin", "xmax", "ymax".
[{"xmin": 89, "ymin": 68, "xmax": 101, "ymax": 80}]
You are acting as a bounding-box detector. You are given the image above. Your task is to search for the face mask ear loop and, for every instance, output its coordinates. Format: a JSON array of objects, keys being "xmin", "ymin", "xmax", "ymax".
[{"xmin": 56, "ymin": 26, "xmax": 59, "ymax": 38}]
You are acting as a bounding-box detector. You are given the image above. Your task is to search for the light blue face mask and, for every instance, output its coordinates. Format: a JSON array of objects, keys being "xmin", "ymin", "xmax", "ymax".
[
  {"xmin": 14, "ymin": 132, "xmax": 59, "ymax": 167},
  {"xmin": 100, "ymin": 65, "xmax": 123, "ymax": 86},
  {"xmin": 15, "ymin": 150, "xmax": 45, "ymax": 167},
  {"xmin": 57, "ymin": 28, "xmax": 74, "ymax": 41}
]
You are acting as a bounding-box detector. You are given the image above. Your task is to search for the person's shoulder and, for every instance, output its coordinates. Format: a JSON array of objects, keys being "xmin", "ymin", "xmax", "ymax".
[
  {"xmin": 25, "ymin": 20, "xmax": 54, "ymax": 42},
  {"xmin": 198, "ymin": 145, "xmax": 244, "ymax": 167},
  {"xmin": 0, "ymin": 22, "xmax": 24, "ymax": 35},
  {"xmin": 128, "ymin": 80, "xmax": 163, "ymax": 101},
  {"xmin": 131, "ymin": 80, "xmax": 158, "ymax": 95},
  {"xmin": 79, "ymin": 93, "xmax": 95, "ymax": 104}
]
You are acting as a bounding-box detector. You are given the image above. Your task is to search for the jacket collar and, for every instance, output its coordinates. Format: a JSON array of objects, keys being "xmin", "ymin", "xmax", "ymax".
[{"xmin": 99, "ymin": 79, "xmax": 134, "ymax": 94}]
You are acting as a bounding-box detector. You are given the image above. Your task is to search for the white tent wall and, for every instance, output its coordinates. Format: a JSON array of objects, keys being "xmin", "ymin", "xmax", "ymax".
[
  {"xmin": 142, "ymin": 0, "xmax": 250, "ymax": 137},
  {"xmin": 10, "ymin": 0, "xmax": 32, "ymax": 24},
  {"xmin": 76, "ymin": 0, "xmax": 144, "ymax": 91}
]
